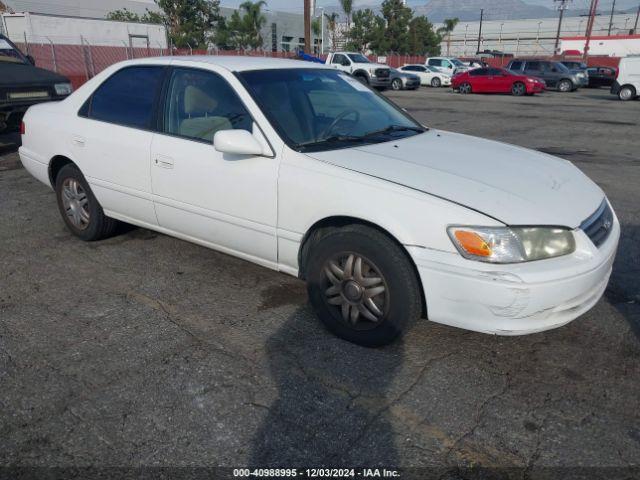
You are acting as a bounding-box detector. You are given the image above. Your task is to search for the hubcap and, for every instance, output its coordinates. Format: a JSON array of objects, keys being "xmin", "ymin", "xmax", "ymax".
[
  {"xmin": 61, "ymin": 178, "xmax": 90, "ymax": 230},
  {"xmin": 620, "ymin": 88, "xmax": 632, "ymax": 100},
  {"xmin": 323, "ymin": 253, "xmax": 388, "ymax": 329}
]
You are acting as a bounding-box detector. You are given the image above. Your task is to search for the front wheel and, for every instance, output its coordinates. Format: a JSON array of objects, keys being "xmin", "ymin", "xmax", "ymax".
[
  {"xmin": 306, "ymin": 225, "xmax": 422, "ymax": 347},
  {"xmin": 391, "ymin": 78, "xmax": 403, "ymax": 90},
  {"xmin": 431, "ymin": 77, "xmax": 442, "ymax": 88},
  {"xmin": 511, "ymin": 82, "xmax": 526, "ymax": 96},
  {"xmin": 55, "ymin": 164, "xmax": 119, "ymax": 241},
  {"xmin": 619, "ymin": 85, "xmax": 636, "ymax": 101},
  {"xmin": 355, "ymin": 74, "xmax": 369, "ymax": 85},
  {"xmin": 459, "ymin": 82, "xmax": 472, "ymax": 94},
  {"xmin": 558, "ymin": 79, "xmax": 573, "ymax": 92}
]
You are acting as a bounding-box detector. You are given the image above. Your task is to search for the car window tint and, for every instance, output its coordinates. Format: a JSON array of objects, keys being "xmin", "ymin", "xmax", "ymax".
[
  {"xmin": 428, "ymin": 59, "xmax": 441, "ymax": 67},
  {"xmin": 163, "ymin": 68, "xmax": 252, "ymax": 143},
  {"xmin": 526, "ymin": 61, "xmax": 541, "ymax": 71},
  {"xmin": 332, "ymin": 54, "xmax": 346, "ymax": 64},
  {"xmin": 510, "ymin": 61, "xmax": 523, "ymax": 70},
  {"xmin": 470, "ymin": 68, "xmax": 488, "ymax": 76},
  {"xmin": 89, "ymin": 66, "xmax": 164, "ymax": 129},
  {"xmin": 488, "ymin": 68, "xmax": 503, "ymax": 75}
]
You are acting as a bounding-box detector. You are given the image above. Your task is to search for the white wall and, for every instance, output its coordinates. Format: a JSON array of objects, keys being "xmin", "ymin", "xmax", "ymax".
[
  {"xmin": 560, "ymin": 36, "xmax": 640, "ymax": 57},
  {"xmin": 1, "ymin": 12, "xmax": 168, "ymax": 48}
]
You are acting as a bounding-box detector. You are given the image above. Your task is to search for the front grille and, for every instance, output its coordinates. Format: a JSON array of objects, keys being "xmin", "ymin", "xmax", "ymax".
[
  {"xmin": 580, "ymin": 200, "xmax": 614, "ymax": 248},
  {"xmin": 376, "ymin": 68, "xmax": 390, "ymax": 78}
]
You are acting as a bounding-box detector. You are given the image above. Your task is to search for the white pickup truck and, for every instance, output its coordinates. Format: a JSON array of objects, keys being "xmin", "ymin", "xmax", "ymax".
[{"xmin": 325, "ymin": 52, "xmax": 391, "ymax": 89}]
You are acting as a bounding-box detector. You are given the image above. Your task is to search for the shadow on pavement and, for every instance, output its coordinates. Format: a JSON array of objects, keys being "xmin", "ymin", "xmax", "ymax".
[{"xmin": 249, "ymin": 306, "xmax": 403, "ymax": 467}]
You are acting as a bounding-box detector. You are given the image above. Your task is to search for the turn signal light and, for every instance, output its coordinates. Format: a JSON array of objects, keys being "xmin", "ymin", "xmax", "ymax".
[{"xmin": 454, "ymin": 230, "xmax": 492, "ymax": 257}]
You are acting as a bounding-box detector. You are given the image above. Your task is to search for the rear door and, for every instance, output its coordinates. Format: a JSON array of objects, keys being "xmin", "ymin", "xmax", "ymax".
[{"xmin": 73, "ymin": 65, "xmax": 166, "ymax": 225}]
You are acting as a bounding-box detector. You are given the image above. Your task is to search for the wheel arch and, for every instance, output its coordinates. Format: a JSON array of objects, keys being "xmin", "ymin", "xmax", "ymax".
[
  {"xmin": 48, "ymin": 155, "xmax": 77, "ymax": 188},
  {"xmin": 352, "ymin": 69, "xmax": 370, "ymax": 80},
  {"xmin": 297, "ymin": 215, "xmax": 427, "ymax": 317}
]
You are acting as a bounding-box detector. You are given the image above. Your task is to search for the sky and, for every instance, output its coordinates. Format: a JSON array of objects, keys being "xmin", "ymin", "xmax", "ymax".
[{"xmin": 212, "ymin": 0, "xmax": 639, "ymax": 12}]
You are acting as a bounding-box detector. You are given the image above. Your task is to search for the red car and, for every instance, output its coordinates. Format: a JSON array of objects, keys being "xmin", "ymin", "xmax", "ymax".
[{"xmin": 452, "ymin": 67, "xmax": 545, "ymax": 96}]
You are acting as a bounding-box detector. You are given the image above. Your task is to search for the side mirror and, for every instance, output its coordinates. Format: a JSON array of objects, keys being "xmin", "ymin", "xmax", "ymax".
[
  {"xmin": 214, "ymin": 130, "xmax": 264, "ymax": 156},
  {"xmin": 26, "ymin": 54, "xmax": 35, "ymax": 66}
]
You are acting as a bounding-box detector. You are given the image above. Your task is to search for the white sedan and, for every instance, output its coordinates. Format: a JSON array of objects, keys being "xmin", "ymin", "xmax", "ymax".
[
  {"xmin": 19, "ymin": 57, "xmax": 619, "ymax": 347},
  {"xmin": 398, "ymin": 64, "xmax": 452, "ymax": 87}
]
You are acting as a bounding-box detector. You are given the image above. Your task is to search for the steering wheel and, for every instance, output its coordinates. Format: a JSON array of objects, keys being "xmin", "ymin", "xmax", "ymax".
[{"xmin": 318, "ymin": 109, "xmax": 360, "ymax": 139}]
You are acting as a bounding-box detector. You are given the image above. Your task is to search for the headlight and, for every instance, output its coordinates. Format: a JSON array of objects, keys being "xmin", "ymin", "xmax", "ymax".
[
  {"xmin": 54, "ymin": 83, "xmax": 72, "ymax": 96},
  {"xmin": 447, "ymin": 226, "xmax": 576, "ymax": 263}
]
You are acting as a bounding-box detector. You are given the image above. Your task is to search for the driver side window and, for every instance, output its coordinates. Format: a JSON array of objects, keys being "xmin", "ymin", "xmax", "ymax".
[{"xmin": 163, "ymin": 68, "xmax": 252, "ymax": 143}]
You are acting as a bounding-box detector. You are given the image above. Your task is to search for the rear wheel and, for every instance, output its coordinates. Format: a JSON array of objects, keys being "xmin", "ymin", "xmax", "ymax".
[
  {"xmin": 619, "ymin": 85, "xmax": 636, "ymax": 101},
  {"xmin": 391, "ymin": 78, "xmax": 403, "ymax": 90},
  {"xmin": 511, "ymin": 82, "xmax": 526, "ymax": 96},
  {"xmin": 459, "ymin": 82, "xmax": 472, "ymax": 94},
  {"xmin": 55, "ymin": 164, "xmax": 118, "ymax": 241},
  {"xmin": 431, "ymin": 77, "xmax": 442, "ymax": 88},
  {"xmin": 558, "ymin": 79, "xmax": 573, "ymax": 92},
  {"xmin": 306, "ymin": 225, "xmax": 422, "ymax": 347}
]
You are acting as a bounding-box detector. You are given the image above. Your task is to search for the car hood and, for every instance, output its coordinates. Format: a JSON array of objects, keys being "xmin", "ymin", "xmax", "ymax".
[
  {"xmin": 0, "ymin": 62, "xmax": 69, "ymax": 86},
  {"xmin": 306, "ymin": 130, "xmax": 604, "ymax": 227}
]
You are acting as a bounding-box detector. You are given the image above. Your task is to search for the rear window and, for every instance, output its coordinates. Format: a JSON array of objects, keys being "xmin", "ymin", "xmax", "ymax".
[{"xmin": 87, "ymin": 66, "xmax": 165, "ymax": 129}]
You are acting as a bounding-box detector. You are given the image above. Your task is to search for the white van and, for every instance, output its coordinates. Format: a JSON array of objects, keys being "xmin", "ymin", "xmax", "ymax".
[
  {"xmin": 425, "ymin": 57, "xmax": 469, "ymax": 75},
  {"xmin": 611, "ymin": 56, "xmax": 640, "ymax": 101}
]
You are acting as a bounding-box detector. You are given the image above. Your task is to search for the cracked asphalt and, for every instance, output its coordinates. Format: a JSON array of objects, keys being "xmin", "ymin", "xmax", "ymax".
[{"xmin": 1, "ymin": 88, "xmax": 639, "ymax": 478}]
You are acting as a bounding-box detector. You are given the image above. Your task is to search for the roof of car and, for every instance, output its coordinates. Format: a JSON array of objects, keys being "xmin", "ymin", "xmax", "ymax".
[{"xmin": 126, "ymin": 55, "xmax": 331, "ymax": 72}]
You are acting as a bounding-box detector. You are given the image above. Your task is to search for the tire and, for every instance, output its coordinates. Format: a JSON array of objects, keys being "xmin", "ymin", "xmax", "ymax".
[
  {"xmin": 558, "ymin": 79, "xmax": 573, "ymax": 92},
  {"xmin": 391, "ymin": 78, "xmax": 403, "ymax": 91},
  {"xmin": 459, "ymin": 82, "xmax": 472, "ymax": 94},
  {"xmin": 305, "ymin": 224, "xmax": 422, "ymax": 347},
  {"xmin": 355, "ymin": 74, "xmax": 369, "ymax": 85},
  {"xmin": 431, "ymin": 77, "xmax": 442, "ymax": 88},
  {"xmin": 618, "ymin": 85, "xmax": 636, "ymax": 101},
  {"xmin": 511, "ymin": 82, "xmax": 526, "ymax": 96},
  {"xmin": 54, "ymin": 164, "xmax": 118, "ymax": 241}
]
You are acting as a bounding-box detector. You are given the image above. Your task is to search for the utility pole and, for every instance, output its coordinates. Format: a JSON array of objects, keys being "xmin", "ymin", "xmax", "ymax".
[
  {"xmin": 554, "ymin": 0, "xmax": 571, "ymax": 55},
  {"xmin": 304, "ymin": 0, "xmax": 311, "ymax": 54},
  {"xmin": 608, "ymin": 0, "xmax": 617, "ymax": 35},
  {"xmin": 633, "ymin": 3, "xmax": 640, "ymax": 34},
  {"xmin": 583, "ymin": 0, "xmax": 599, "ymax": 61},
  {"xmin": 476, "ymin": 9, "xmax": 484, "ymax": 55}
]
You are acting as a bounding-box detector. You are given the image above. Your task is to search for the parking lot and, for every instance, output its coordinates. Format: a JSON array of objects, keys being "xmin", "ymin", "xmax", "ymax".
[{"xmin": 1, "ymin": 87, "xmax": 639, "ymax": 477}]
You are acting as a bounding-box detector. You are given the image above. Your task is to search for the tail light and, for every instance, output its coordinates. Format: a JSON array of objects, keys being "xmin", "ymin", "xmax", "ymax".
[{"xmin": 20, "ymin": 121, "xmax": 25, "ymax": 135}]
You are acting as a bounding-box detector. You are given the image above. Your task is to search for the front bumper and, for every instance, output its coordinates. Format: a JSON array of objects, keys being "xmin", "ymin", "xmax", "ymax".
[
  {"xmin": 409, "ymin": 213, "xmax": 620, "ymax": 335},
  {"xmin": 369, "ymin": 76, "xmax": 391, "ymax": 88},
  {"xmin": 403, "ymin": 78, "xmax": 421, "ymax": 89},
  {"xmin": 440, "ymin": 77, "xmax": 452, "ymax": 86}
]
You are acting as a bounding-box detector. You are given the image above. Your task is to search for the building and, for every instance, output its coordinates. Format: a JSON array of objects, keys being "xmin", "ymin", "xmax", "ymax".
[{"xmin": 437, "ymin": 13, "xmax": 639, "ymax": 57}]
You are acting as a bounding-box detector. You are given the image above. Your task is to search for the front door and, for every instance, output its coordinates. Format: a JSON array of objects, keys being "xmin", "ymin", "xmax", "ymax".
[{"xmin": 149, "ymin": 67, "xmax": 279, "ymax": 265}]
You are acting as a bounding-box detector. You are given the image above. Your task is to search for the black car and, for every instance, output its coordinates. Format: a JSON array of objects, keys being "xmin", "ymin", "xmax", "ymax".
[
  {"xmin": 586, "ymin": 66, "xmax": 617, "ymax": 88},
  {"xmin": 506, "ymin": 58, "xmax": 588, "ymax": 91},
  {"xmin": 0, "ymin": 34, "xmax": 72, "ymax": 133}
]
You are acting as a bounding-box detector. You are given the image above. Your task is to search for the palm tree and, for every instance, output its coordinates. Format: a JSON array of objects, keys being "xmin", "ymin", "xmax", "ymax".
[
  {"xmin": 437, "ymin": 17, "xmax": 459, "ymax": 56},
  {"xmin": 339, "ymin": 0, "xmax": 353, "ymax": 45},
  {"xmin": 324, "ymin": 12, "xmax": 340, "ymax": 51},
  {"xmin": 312, "ymin": 17, "xmax": 322, "ymax": 54},
  {"xmin": 240, "ymin": 0, "xmax": 267, "ymax": 50}
]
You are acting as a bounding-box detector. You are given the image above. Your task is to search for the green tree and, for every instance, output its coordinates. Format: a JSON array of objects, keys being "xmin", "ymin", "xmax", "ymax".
[
  {"xmin": 339, "ymin": 0, "xmax": 353, "ymax": 45},
  {"xmin": 239, "ymin": 0, "xmax": 267, "ymax": 50},
  {"xmin": 380, "ymin": 0, "xmax": 413, "ymax": 54},
  {"xmin": 312, "ymin": 17, "xmax": 322, "ymax": 53},
  {"xmin": 106, "ymin": 7, "xmax": 163, "ymax": 24},
  {"xmin": 346, "ymin": 8, "xmax": 385, "ymax": 53},
  {"xmin": 155, "ymin": 0, "xmax": 221, "ymax": 48},
  {"xmin": 437, "ymin": 17, "xmax": 459, "ymax": 56},
  {"xmin": 324, "ymin": 12, "xmax": 340, "ymax": 51},
  {"xmin": 215, "ymin": 1, "xmax": 267, "ymax": 51},
  {"xmin": 408, "ymin": 16, "xmax": 441, "ymax": 56}
]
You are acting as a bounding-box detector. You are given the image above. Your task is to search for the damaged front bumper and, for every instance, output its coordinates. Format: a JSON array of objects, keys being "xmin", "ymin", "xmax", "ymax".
[{"xmin": 408, "ymin": 216, "xmax": 620, "ymax": 335}]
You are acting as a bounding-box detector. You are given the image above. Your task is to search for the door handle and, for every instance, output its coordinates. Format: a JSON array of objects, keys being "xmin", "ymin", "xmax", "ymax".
[
  {"xmin": 155, "ymin": 155, "xmax": 174, "ymax": 169},
  {"xmin": 72, "ymin": 136, "xmax": 85, "ymax": 147}
]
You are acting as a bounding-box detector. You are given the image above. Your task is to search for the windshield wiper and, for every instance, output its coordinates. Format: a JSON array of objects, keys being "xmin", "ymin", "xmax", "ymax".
[
  {"xmin": 297, "ymin": 134, "xmax": 368, "ymax": 149},
  {"xmin": 361, "ymin": 125, "xmax": 426, "ymax": 138}
]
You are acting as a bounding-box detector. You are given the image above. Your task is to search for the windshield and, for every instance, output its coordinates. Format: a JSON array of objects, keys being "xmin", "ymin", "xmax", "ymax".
[
  {"xmin": 347, "ymin": 53, "xmax": 370, "ymax": 64},
  {"xmin": 0, "ymin": 38, "xmax": 27, "ymax": 64},
  {"xmin": 239, "ymin": 68, "xmax": 425, "ymax": 152},
  {"xmin": 553, "ymin": 62, "xmax": 571, "ymax": 73}
]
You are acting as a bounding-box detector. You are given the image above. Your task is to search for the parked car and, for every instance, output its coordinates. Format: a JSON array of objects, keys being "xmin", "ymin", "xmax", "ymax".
[
  {"xmin": 389, "ymin": 69, "xmax": 420, "ymax": 91},
  {"xmin": 20, "ymin": 57, "xmax": 619, "ymax": 346},
  {"xmin": 506, "ymin": 59, "xmax": 587, "ymax": 91},
  {"xmin": 611, "ymin": 56, "xmax": 640, "ymax": 101},
  {"xmin": 0, "ymin": 34, "xmax": 72, "ymax": 133},
  {"xmin": 452, "ymin": 67, "xmax": 545, "ymax": 96},
  {"xmin": 425, "ymin": 56, "xmax": 470, "ymax": 75},
  {"xmin": 586, "ymin": 66, "xmax": 616, "ymax": 88},
  {"xmin": 398, "ymin": 64, "xmax": 451, "ymax": 87},
  {"xmin": 325, "ymin": 51, "xmax": 391, "ymax": 89}
]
